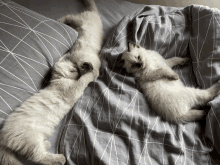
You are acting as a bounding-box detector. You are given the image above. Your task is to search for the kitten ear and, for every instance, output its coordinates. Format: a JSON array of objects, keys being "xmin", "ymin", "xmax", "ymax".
[
  {"xmin": 58, "ymin": 53, "xmax": 70, "ymax": 62},
  {"xmin": 64, "ymin": 53, "xmax": 71, "ymax": 61},
  {"xmin": 128, "ymin": 42, "xmax": 134, "ymax": 52},
  {"xmin": 128, "ymin": 42, "xmax": 140, "ymax": 51},
  {"xmin": 136, "ymin": 44, "xmax": 140, "ymax": 48}
]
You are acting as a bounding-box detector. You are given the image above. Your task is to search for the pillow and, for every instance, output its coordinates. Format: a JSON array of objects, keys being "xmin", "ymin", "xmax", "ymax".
[{"xmin": 0, "ymin": 0, "xmax": 78, "ymax": 123}]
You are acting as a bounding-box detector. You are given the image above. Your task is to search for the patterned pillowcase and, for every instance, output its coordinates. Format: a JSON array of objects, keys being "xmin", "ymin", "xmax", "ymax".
[{"xmin": 0, "ymin": 0, "xmax": 78, "ymax": 123}]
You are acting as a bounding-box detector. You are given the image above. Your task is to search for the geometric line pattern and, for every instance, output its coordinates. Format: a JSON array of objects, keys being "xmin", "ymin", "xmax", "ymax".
[
  {"xmin": 60, "ymin": 4, "xmax": 220, "ymax": 165},
  {"xmin": 0, "ymin": 0, "xmax": 77, "ymax": 123}
]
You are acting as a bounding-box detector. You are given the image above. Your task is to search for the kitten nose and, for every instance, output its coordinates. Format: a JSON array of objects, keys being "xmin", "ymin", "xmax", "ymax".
[
  {"xmin": 131, "ymin": 62, "xmax": 142, "ymax": 68},
  {"xmin": 136, "ymin": 62, "xmax": 142, "ymax": 68}
]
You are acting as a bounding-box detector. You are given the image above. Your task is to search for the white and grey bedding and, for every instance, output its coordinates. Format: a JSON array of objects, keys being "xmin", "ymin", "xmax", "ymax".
[
  {"xmin": 12, "ymin": 0, "xmax": 144, "ymax": 44},
  {"xmin": 0, "ymin": 0, "xmax": 78, "ymax": 154},
  {"xmin": 58, "ymin": 4, "xmax": 220, "ymax": 165},
  {"xmin": 1, "ymin": 0, "xmax": 220, "ymax": 164}
]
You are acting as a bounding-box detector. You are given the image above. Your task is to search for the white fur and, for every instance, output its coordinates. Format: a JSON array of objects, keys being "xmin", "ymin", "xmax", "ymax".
[
  {"xmin": 0, "ymin": 53, "xmax": 98, "ymax": 165},
  {"xmin": 0, "ymin": 0, "xmax": 103, "ymax": 163},
  {"xmin": 58, "ymin": 0, "xmax": 103, "ymax": 75},
  {"xmin": 121, "ymin": 42, "xmax": 220, "ymax": 123}
]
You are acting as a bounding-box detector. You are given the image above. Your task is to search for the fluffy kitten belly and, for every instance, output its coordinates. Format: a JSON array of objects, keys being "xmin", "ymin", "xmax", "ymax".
[
  {"xmin": 140, "ymin": 79, "xmax": 193, "ymax": 112},
  {"xmin": 141, "ymin": 79, "xmax": 184, "ymax": 93}
]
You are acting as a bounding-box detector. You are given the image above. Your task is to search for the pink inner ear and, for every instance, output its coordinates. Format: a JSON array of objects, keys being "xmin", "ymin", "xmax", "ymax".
[
  {"xmin": 128, "ymin": 43, "xmax": 131, "ymax": 52},
  {"xmin": 128, "ymin": 42, "xmax": 134, "ymax": 52},
  {"xmin": 128, "ymin": 42, "xmax": 140, "ymax": 51}
]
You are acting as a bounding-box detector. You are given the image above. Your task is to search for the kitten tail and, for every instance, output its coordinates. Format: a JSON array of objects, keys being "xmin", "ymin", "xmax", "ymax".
[
  {"xmin": 175, "ymin": 110, "xmax": 207, "ymax": 124},
  {"xmin": 80, "ymin": 0, "xmax": 98, "ymax": 12},
  {"xmin": 0, "ymin": 145, "xmax": 23, "ymax": 165}
]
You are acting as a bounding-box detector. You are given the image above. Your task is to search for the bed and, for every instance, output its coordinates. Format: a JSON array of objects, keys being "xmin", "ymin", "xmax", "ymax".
[{"xmin": 1, "ymin": 0, "xmax": 220, "ymax": 164}]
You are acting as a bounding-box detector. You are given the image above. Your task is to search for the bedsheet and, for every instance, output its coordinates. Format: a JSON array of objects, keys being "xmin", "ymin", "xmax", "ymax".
[
  {"xmin": 10, "ymin": 0, "xmax": 145, "ymax": 154},
  {"xmin": 59, "ymin": 4, "xmax": 220, "ymax": 165}
]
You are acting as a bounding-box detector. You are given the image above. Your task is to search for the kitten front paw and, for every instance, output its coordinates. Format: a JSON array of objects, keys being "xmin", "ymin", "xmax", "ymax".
[
  {"xmin": 83, "ymin": 69, "xmax": 99, "ymax": 82},
  {"xmin": 180, "ymin": 57, "xmax": 191, "ymax": 66},
  {"xmin": 92, "ymin": 69, "xmax": 99, "ymax": 79},
  {"xmin": 167, "ymin": 73, "xmax": 179, "ymax": 80},
  {"xmin": 57, "ymin": 17, "xmax": 64, "ymax": 23}
]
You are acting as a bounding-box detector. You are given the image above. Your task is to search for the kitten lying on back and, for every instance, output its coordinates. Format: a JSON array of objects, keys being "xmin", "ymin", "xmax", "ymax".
[
  {"xmin": 58, "ymin": 0, "xmax": 103, "ymax": 76},
  {"xmin": 0, "ymin": 53, "xmax": 98, "ymax": 165},
  {"xmin": 120, "ymin": 42, "xmax": 220, "ymax": 123}
]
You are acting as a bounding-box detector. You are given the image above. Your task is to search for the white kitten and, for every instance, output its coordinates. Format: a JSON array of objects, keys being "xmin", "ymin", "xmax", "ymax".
[
  {"xmin": 0, "ymin": 53, "xmax": 98, "ymax": 165},
  {"xmin": 120, "ymin": 42, "xmax": 220, "ymax": 123},
  {"xmin": 58, "ymin": 0, "xmax": 103, "ymax": 75}
]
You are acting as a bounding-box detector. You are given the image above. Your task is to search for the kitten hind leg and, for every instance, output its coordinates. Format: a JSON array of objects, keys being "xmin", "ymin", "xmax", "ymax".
[
  {"xmin": 58, "ymin": 15, "xmax": 83, "ymax": 30},
  {"xmin": 31, "ymin": 148, "xmax": 66, "ymax": 165},
  {"xmin": 193, "ymin": 80, "xmax": 220, "ymax": 106},
  {"xmin": 176, "ymin": 109, "xmax": 207, "ymax": 123},
  {"xmin": 44, "ymin": 140, "xmax": 51, "ymax": 150},
  {"xmin": 29, "ymin": 136, "xmax": 66, "ymax": 165},
  {"xmin": 37, "ymin": 153, "xmax": 66, "ymax": 165},
  {"xmin": 166, "ymin": 57, "xmax": 190, "ymax": 68},
  {"xmin": 174, "ymin": 80, "xmax": 220, "ymax": 123}
]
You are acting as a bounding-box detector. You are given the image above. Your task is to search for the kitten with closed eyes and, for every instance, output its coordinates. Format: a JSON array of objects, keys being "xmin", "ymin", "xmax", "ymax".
[
  {"xmin": 119, "ymin": 42, "xmax": 220, "ymax": 123},
  {"xmin": 58, "ymin": 0, "xmax": 103, "ymax": 76},
  {"xmin": 0, "ymin": 53, "xmax": 98, "ymax": 165}
]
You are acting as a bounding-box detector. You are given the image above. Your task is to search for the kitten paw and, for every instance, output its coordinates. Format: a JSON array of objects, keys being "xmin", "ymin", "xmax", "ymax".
[
  {"xmin": 40, "ymin": 154, "xmax": 66, "ymax": 165},
  {"xmin": 44, "ymin": 141, "xmax": 51, "ymax": 150},
  {"xmin": 57, "ymin": 16, "xmax": 67, "ymax": 23},
  {"xmin": 57, "ymin": 18, "xmax": 63, "ymax": 23},
  {"xmin": 92, "ymin": 69, "xmax": 99, "ymax": 79},
  {"xmin": 55, "ymin": 154, "xmax": 66, "ymax": 165},
  {"xmin": 180, "ymin": 57, "xmax": 191, "ymax": 65},
  {"xmin": 168, "ymin": 74, "xmax": 179, "ymax": 80}
]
